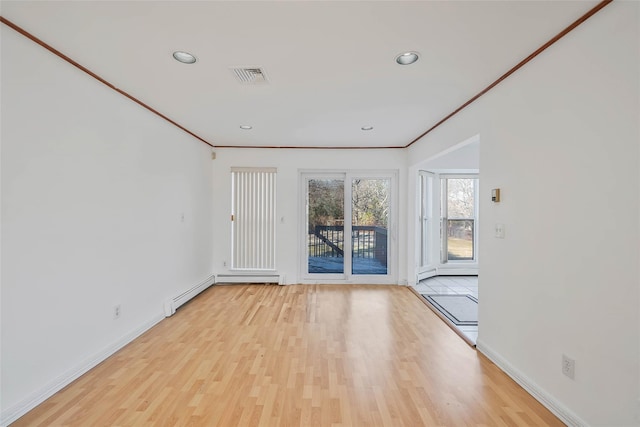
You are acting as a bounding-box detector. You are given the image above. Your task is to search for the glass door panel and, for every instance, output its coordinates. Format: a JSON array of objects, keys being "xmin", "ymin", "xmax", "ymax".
[
  {"xmin": 351, "ymin": 178, "xmax": 390, "ymax": 275},
  {"xmin": 307, "ymin": 178, "xmax": 345, "ymax": 274}
]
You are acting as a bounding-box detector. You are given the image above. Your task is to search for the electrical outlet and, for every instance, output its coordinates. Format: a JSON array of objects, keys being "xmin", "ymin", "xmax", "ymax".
[
  {"xmin": 114, "ymin": 304, "xmax": 121, "ymax": 320},
  {"xmin": 223, "ymin": 260, "xmax": 227, "ymax": 267},
  {"xmin": 562, "ymin": 354, "xmax": 575, "ymax": 379}
]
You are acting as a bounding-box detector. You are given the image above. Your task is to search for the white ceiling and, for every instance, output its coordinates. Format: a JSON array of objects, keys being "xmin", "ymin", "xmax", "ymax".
[{"xmin": 1, "ymin": 1, "xmax": 600, "ymax": 148}]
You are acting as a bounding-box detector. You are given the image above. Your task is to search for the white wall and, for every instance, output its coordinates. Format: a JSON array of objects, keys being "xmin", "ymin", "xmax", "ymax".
[
  {"xmin": 420, "ymin": 138, "xmax": 480, "ymax": 171},
  {"xmin": 211, "ymin": 148, "xmax": 407, "ymax": 285},
  {"xmin": 408, "ymin": 2, "xmax": 639, "ymax": 425},
  {"xmin": 0, "ymin": 25, "xmax": 214, "ymax": 422}
]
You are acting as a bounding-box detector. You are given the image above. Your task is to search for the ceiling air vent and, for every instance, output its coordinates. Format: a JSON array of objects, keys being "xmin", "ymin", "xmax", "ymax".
[{"xmin": 231, "ymin": 67, "xmax": 268, "ymax": 84}]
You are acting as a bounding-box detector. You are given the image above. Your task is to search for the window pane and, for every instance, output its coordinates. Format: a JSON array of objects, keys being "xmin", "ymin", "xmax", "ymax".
[
  {"xmin": 447, "ymin": 178, "xmax": 475, "ymax": 218},
  {"xmin": 352, "ymin": 178, "xmax": 389, "ymax": 275},
  {"xmin": 445, "ymin": 178, "xmax": 475, "ymax": 262},
  {"xmin": 307, "ymin": 179, "xmax": 344, "ymax": 274},
  {"xmin": 447, "ymin": 219, "xmax": 474, "ymax": 260}
]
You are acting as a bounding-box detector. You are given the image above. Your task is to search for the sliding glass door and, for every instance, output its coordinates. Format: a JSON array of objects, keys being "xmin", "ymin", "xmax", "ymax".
[{"xmin": 303, "ymin": 172, "xmax": 395, "ymax": 281}]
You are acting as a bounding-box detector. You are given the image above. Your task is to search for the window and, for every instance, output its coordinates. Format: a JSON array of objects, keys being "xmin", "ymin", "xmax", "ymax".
[
  {"xmin": 418, "ymin": 171, "xmax": 435, "ymax": 270},
  {"xmin": 441, "ymin": 176, "xmax": 478, "ymax": 263},
  {"xmin": 231, "ymin": 168, "xmax": 276, "ymax": 270}
]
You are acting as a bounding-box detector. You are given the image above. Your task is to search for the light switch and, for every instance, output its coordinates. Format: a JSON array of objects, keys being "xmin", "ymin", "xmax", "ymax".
[{"xmin": 495, "ymin": 223, "xmax": 505, "ymax": 239}]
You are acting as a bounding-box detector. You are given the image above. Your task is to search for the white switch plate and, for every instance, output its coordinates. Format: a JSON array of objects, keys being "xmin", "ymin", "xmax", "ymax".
[
  {"xmin": 495, "ymin": 223, "xmax": 505, "ymax": 238},
  {"xmin": 562, "ymin": 354, "xmax": 575, "ymax": 379}
]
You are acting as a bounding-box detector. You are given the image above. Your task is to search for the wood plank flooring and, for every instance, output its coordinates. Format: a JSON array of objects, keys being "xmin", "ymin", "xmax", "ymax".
[{"xmin": 13, "ymin": 284, "xmax": 563, "ymax": 426}]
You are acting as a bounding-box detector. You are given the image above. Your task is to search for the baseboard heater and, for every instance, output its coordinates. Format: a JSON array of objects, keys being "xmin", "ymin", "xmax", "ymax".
[
  {"xmin": 164, "ymin": 274, "xmax": 215, "ymax": 317},
  {"xmin": 216, "ymin": 274, "xmax": 282, "ymax": 285},
  {"xmin": 417, "ymin": 269, "xmax": 438, "ymax": 282}
]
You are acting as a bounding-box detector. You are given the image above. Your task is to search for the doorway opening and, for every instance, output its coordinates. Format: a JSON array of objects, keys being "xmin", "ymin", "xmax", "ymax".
[{"xmin": 413, "ymin": 138, "xmax": 479, "ymax": 344}]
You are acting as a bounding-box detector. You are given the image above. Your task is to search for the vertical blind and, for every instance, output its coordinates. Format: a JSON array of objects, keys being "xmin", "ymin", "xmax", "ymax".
[{"xmin": 231, "ymin": 168, "xmax": 277, "ymax": 270}]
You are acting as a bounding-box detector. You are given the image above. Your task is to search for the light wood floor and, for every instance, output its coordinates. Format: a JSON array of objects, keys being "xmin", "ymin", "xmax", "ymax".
[{"xmin": 14, "ymin": 285, "xmax": 563, "ymax": 426}]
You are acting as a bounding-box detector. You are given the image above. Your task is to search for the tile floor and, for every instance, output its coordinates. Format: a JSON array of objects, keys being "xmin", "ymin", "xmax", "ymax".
[{"xmin": 413, "ymin": 275, "xmax": 479, "ymax": 345}]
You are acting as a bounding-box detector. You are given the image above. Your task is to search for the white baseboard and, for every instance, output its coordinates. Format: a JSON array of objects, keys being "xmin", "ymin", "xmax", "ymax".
[
  {"xmin": 476, "ymin": 339, "xmax": 588, "ymax": 427},
  {"xmin": 0, "ymin": 313, "xmax": 165, "ymax": 426}
]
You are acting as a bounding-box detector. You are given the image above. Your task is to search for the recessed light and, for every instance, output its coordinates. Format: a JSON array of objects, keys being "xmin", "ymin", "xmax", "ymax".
[
  {"xmin": 172, "ymin": 51, "xmax": 197, "ymax": 64},
  {"xmin": 395, "ymin": 51, "xmax": 419, "ymax": 65},
  {"xmin": 361, "ymin": 126, "xmax": 374, "ymax": 131},
  {"xmin": 239, "ymin": 125, "xmax": 253, "ymax": 130}
]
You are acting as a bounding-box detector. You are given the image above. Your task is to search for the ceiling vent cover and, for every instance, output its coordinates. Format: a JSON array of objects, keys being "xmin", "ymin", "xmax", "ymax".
[{"xmin": 231, "ymin": 67, "xmax": 268, "ymax": 84}]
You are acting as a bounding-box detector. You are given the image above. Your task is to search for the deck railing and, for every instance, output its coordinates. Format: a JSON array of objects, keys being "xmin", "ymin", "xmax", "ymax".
[{"xmin": 308, "ymin": 225, "xmax": 387, "ymax": 266}]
